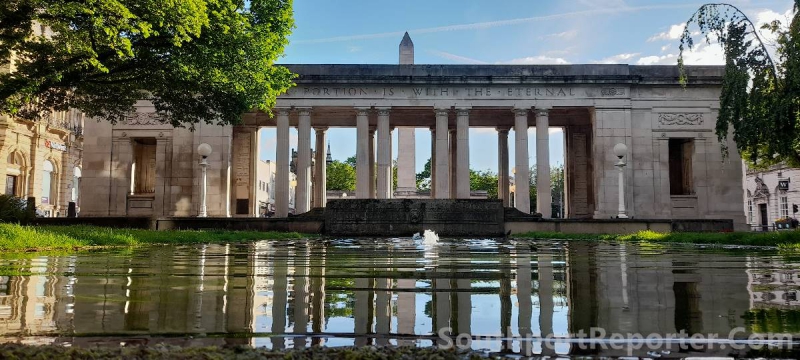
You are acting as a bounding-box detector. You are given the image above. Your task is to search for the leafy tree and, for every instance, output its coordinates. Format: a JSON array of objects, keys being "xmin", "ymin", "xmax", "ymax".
[
  {"xmin": 345, "ymin": 156, "xmax": 357, "ymax": 168},
  {"xmin": 469, "ymin": 169, "xmax": 498, "ymax": 199},
  {"xmin": 0, "ymin": 0, "xmax": 295, "ymax": 127},
  {"xmin": 326, "ymin": 160, "xmax": 355, "ymax": 191},
  {"xmin": 551, "ymin": 164, "xmax": 565, "ymax": 218},
  {"xmin": 679, "ymin": 2, "xmax": 800, "ymax": 166},
  {"xmin": 416, "ymin": 158, "xmax": 432, "ymax": 190}
]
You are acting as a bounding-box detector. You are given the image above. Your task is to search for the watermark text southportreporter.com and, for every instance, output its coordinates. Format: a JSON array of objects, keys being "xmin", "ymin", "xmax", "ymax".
[{"xmin": 437, "ymin": 327, "xmax": 796, "ymax": 356}]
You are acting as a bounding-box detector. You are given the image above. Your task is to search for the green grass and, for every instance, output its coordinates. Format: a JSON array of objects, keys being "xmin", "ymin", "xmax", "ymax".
[
  {"xmin": 0, "ymin": 223, "xmax": 311, "ymax": 252},
  {"xmin": 513, "ymin": 229, "xmax": 800, "ymax": 249}
]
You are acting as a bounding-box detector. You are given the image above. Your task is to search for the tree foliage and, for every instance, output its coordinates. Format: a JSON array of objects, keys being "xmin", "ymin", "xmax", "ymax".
[
  {"xmin": 416, "ymin": 157, "xmax": 432, "ymax": 190},
  {"xmin": 326, "ymin": 160, "xmax": 355, "ymax": 191},
  {"xmin": 679, "ymin": 1, "xmax": 800, "ymax": 167},
  {"xmin": 0, "ymin": 0, "xmax": 295, "ymax": 127},
  {"xmin": 469, "ymin": 169, "xmax": 498, "ymax": 199}
]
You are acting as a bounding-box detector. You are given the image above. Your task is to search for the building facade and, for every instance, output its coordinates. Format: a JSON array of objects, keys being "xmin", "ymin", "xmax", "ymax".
[
  {"xmin": 743, "ymin": 164, "xmax": 800, "ymax": 229},
  {"xmin": 80, "ymin": 36, "xmax": 746, "ymax": 227},
  {"xmin": 0, "ymin": 50, "xmax": 84, "ymax": 217}
]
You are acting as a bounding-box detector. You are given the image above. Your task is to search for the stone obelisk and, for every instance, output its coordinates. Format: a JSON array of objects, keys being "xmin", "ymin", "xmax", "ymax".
[{"xmin": 395, "ymin": 32, "xmax": 417, "ymax": 197}]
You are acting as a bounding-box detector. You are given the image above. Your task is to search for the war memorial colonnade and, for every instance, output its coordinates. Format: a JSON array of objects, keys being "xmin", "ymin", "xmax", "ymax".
[{"xmin": 80, "ymin": 64, "xmax": 747, "ymax": 228}]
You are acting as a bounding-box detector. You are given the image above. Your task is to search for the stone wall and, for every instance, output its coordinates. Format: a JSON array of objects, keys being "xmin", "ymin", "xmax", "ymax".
[{"xmin": 324, "ymin": 199, "xmax": 505, "ymax": 237}]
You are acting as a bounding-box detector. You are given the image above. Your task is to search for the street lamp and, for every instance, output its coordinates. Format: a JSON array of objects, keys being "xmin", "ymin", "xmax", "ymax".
[
  {"xmin": 197, "ymin": 143, "xmax": 212, "ymax": 217},
  {"xmin": 613, "ymin": 143, "xmax": 628, "ymax": 219}
]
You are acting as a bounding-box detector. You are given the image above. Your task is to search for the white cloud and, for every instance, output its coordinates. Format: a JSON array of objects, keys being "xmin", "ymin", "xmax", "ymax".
[
  {"xmin": 661, "ymin": 44, "xmax": 671, "ymax": 52},
  {"xmin": 347, "ymin": 45, "xmax": 361, "ymax": 53},
  {"xmin": 647, "ymin": 23, "xmax": 687, "ymax": 42},
  {"xmin": 596, "ymin": 52, "xmax": 640, "ymax": 64},
  {"xmin": 500, "ymin": 56, "xmax": 570, "ymax": 65},
  {"xmin": 539, "ymin": 29, "xmax": 578, "ymax": 40},
  {"xmin": 428, "ymin": 50, "xmax": 488, "ymax": 64},
  {"xmin": 635, "ymin": 43, "xmax": 724, "ymax": 66}
]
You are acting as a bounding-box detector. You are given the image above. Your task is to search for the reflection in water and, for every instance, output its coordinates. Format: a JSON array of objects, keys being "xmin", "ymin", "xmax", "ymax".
[{"xmin": 0, "ymin": 240, "xmax": 799, "ymax": 356}]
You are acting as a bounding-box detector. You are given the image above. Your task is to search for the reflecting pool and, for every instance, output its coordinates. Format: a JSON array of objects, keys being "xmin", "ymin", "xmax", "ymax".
[{"xmin": 1, "ymin": 238, "xmax": 800, "ymax": 357}]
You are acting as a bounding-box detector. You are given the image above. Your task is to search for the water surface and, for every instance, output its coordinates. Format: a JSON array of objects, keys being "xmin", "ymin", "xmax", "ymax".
[{"xmin": 1, "ymin": 238, "xmax": 799, "ymax": 357}]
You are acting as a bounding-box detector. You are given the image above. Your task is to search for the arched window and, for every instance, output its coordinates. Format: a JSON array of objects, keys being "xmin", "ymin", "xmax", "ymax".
[
  {"xmin": 6, "ymin": 151, "xmax": 25, "ymax": 197},
  {"xmin": 42, "ymin": 160, "xmax": 54, "ymax": 205},
  {"xmin": 72, "ymin": 167, "xmax": 81, "ymax": 203}
]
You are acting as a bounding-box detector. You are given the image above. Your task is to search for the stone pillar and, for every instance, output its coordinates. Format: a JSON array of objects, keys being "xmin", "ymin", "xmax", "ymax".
[
  {"xmin": 449, "ymin": 128, "xmax": 457, "ymax": 199},
  {"xmin": 434, "ymin": 109, "xmax": 450, "ymax": 199},
  {"xmin": 250, "ymin": 127, "xmax": 260, "ymax": 216},
  {"xmin": 536, "ymin": 108, "xmax": 551, "ymax": 217},
  {"xmin": 514, "ymin": 108, "xmax": 531, "ymax": 213},
  {"xmin": 377, "ymin": 108, "xmax": 391, "ymax": 199},
  {"xmin": 368, "ymin": 127, "xmax": 376, "ymax": 198},
  {"xmin": 538, "ymin": 253, "xmax": 554, "ymax": 339},
  {"xmin": 275, "ymin": 109, "xmax": 290, "ymax": 218},
  {"xmin": 430, "ymin": 127, "xmax": 436, "ymax": 199},
  {"xmin": 456, "ymin": 108, "xmax": 470, "ymax": 199},
  {"xmin": 296, "ymin": 108, "xmax": 312, "ymax": 214},
  {"xmin": 355, "ymin": 108, "xmax": 371, "ymax": 199},
  {"xmin": 497, "ymin": 127, "xmax": 511, "ymax": 207},
  {"xmin": 396, "ymin": 128, "xmax": 416, "ymax": 194},
  {"xmin": 314, "ymin": 127, "xmax": 327, "ymax": 208}
]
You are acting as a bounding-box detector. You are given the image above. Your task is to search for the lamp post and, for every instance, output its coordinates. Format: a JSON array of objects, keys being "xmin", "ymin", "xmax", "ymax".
[
  {"xmin": 613, "ymin": 143, "xmax": 628, "ymax": 219},
  {"xmin": 197, "ymin": 143, "xmax": 212, "ymax": 217}
]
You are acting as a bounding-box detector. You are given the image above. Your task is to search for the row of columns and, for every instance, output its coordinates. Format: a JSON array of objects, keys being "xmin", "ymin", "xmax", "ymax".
[
  {"xmin": 273, "ymin": 106, "xmax": 552, "ymax": 217},
  {"xmin": 274, "ymin": 108, "xmax": 329, "ymax": 218}
]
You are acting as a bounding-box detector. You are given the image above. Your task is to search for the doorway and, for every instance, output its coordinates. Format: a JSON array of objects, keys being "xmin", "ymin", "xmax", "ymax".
[{"xmin": 759, "ymin": 203, "xmax": 768, "ymax": 231}]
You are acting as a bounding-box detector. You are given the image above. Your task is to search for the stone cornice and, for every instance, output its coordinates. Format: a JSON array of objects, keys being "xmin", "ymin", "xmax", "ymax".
[{"xmin": 282, "ymin": 64, "xmax": 724, "ymax": 86}]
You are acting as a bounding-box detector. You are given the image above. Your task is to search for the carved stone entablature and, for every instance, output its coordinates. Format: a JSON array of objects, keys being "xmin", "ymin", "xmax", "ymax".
[
  {"xmin": 658, "ymin": 113, "xmax": 704, "ymax": 126},
  {"xmin": 600, "ymin": 87, "xmax": 625, "ymax": 96},
  {"xmin": 124, "ymin": 112, "xmax": 164, "ymax": 126}
]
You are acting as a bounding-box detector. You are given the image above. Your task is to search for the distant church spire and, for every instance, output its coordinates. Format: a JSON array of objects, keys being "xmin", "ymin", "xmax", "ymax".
[
  {"xmin": 326, "ymin": 141, "xmax": 332, "ymax": 164},
  {"xmin": 399, "ymin": 32, "xmax": 414, "ymax": 65}
]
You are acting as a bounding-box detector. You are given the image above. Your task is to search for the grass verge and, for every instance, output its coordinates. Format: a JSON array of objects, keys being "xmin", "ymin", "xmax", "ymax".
[
  {"xmin": 513, "ymin": 229, "xmax": 800, "ymax": 249},
  {"xmin": 0, "ymin": 223, "xmax": 310, "ymax": 252}
]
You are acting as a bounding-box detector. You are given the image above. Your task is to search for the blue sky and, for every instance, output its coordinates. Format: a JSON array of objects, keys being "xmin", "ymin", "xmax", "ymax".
[{"xmin": 260, "ymin": 0, "xmax": 794, "ymax": 173}]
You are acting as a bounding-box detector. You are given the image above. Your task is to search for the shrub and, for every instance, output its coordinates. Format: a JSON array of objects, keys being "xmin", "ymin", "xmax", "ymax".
[{"xmin": 0, "ymin": 195, "xmax": 32, "ymax": 223}]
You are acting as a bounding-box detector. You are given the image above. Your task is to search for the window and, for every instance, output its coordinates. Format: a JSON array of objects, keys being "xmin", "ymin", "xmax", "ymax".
[
  {"xmin": 780, "ymin": 196, "xmax": 789, "ymax": 218},
  {"xmin": 41, "ymin": 160, "xmax": 54, "ymax": 205},
  {"xmin": 6, "ymin": 151, "xmax": 25, "ymax": 197},
  {"xmin": 669, "ymin": 138, "xmax": 694, "ymax": 195},
  {"xmin": 132, "ymin": 139, "xmax": 157, "ymax": 194},
  {"xmin": 748, "ymin": 199, "xmax": 753, "ymax": 224}
]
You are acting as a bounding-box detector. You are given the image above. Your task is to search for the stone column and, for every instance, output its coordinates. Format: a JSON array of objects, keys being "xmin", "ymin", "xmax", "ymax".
[
  {"xmin": 434, "ymin": 109, "xmax": 450, "ymax": 199},
  {"xmin": 377, "ymin": 108, "xmax": 391, "ymax": 199},
  {"xmin": 313, "ymin": 127, "xmax": 327, "ymax": 208},
  {"xmin": 275, "ymin": 109, "xmax": 290, "ymax": 218},
  {"xmin": 449, "ymin": 128, "xmax": 457, "ymax": 199},
  {"xmin": 514, "ymin": 108, "xmax": 531, "ymax": 213},
  {"xmin": 456, "ymin": 108, "xmax": 470, "ymax": 199},
  {"xmin": 497, "ymin": 127, "xmax": 511, "ymax": 207},
  {"xmin": 296, "ymin": 109, "xmax": 312, "ymax": 214},
  {"xmin": 430, "ymin": 127, "xmax": 436, "ymax": 198},
  {"xmin": 538, "ymin": 253, "xmax": 554, "ymax": 339},
  {"xmin": 250, "ymin": 127, "xmax": 261, "ymax": 216},
  {"xmin": 355, "ymin": 108, "xmax": 371, "ymax": 199},
  {"xmin": 536, "ymin": 108, "xmax": 551, "ymax": 217},
  {"xmin": 369, "ymin": 127, "xmax": 376, "ymax": 198},
  {"xmin": 396, "ymin": 128, "xmax": 416, "ymax": 194}
]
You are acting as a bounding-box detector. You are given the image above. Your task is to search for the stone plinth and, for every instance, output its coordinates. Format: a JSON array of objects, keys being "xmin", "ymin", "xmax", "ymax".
[{"xmin": 324, "ymin": 199, "xmax": 505, "ymax": 237}]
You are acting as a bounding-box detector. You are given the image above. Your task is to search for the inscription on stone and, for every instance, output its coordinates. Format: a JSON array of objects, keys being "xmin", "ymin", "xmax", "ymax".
[
  {"xmin": 286, "ymin": 86, "xmax": 626, "ymax": 99},
  {"xmin": 233, "ymin": 132, "xmax": 251, "ymax": 187}
]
